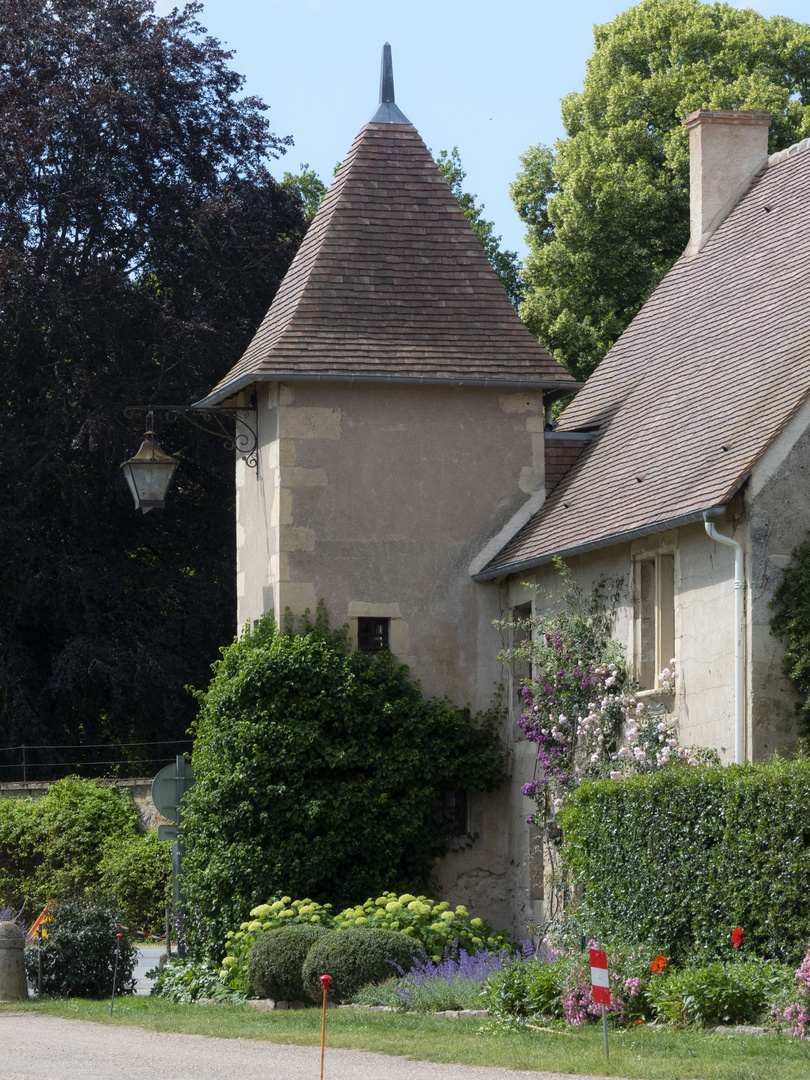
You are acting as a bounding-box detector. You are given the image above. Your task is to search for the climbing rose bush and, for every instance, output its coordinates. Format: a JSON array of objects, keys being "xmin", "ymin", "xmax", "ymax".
[{"xmin": 498, "ymin": 561, "xmax": 717, "ymax": 824}]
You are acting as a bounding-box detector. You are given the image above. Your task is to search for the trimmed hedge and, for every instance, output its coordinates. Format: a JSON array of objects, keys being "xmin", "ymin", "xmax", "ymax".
[
  {"xmin": 559, "ymin": 758, "xmax": 810, "ymax": 964},
  {"xmin": 247, "ymin": 924, "xmax": 332, "ymax": 1001},
  {"xmin": 301, "ymin": 928, "xmax": 421, "ymax": 1003}
]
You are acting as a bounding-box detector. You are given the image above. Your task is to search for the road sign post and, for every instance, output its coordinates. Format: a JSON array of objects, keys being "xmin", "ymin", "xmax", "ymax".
[{"xmin": 151, "ymin": 756, "xmax": 194, "ymax": 958}]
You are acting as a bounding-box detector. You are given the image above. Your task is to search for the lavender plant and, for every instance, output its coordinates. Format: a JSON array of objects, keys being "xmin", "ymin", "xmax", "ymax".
[{"xmin": 354, "ymin": 943, "xmax": 536, "ymax": 1012}]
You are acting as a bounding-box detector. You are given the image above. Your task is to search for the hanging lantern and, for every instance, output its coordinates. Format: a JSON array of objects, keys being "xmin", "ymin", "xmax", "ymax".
[{"xmin": 120, "ymin": 429, "xmax": 179, "ymax": 513}]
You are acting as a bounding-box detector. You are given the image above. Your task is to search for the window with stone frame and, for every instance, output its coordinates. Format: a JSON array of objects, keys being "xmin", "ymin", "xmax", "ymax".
[{"xmin": 634, "ymin": 553, "xmax": 675, "ymax": 690}]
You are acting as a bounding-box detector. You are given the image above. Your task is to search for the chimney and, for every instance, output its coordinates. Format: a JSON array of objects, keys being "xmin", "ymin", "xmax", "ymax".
[{"xmin": 684, "ymin": 109, "xmax": 771, "ymax": 256}]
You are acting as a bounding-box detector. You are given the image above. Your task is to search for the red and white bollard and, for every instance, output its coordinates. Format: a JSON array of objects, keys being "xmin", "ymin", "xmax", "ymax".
[{"xmin": 589, "ymin": 947, "xmax": 610, "ymax": 1060}]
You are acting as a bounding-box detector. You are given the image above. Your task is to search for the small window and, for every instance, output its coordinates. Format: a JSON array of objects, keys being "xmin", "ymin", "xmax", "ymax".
[
  {"xmin": 634, "ymin": 553, "xmax": 675, "ymax": 689},
  {"xmin": 433, "ymin": 789, "xmax": 468, "ymax": 835},
  {"xmin": 511, "ymin": 603, "xmax": 532, "ymax": 741},
  {"xmin": 357, "ymin": 617, "xmax": 389, "ymax": 653}
]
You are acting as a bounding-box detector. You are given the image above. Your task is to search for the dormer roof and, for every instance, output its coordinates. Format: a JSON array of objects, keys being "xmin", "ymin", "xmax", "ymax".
[{"xmin": 196, "ymin": 47, "xmax": 577, "ymax": 406}]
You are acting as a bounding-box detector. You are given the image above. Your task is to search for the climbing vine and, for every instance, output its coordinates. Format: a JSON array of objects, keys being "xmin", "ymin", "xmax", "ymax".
[{"xmin": 770, "ymin": 537, "xmax": 810, "ymax": 737}]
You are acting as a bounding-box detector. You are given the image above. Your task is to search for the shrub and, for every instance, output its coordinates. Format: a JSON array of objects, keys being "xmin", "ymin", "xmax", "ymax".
[
  {"xmin": 560, "ymin": 757, "xmax": 810, "ymax": 963},
  {"xmin": 219, "ymin": 892, "xmax": 511, "ymax": 992},
  {"xmin": 301, "ymin": 928, "xmax": 420, "ymax": 1003},
  {"xmin": 95, "ymin": 832, "xmax": 172, "ymax": 934},
  {"xmin": 648, "ymin": 960, "xmax": 794, "ymax": 1027},
  {"xmin": 484, "ymin": 957, "xmax": 566, "ymax": 1020},
  {"xmin": 0, "ymin": 777, "xmax": 143, "ymax": 914},
  {"xmin": 149, "ymin": 958, "xmax": 243, "ymax": 1004},
  {"xmin": 182, "ymin": 609, "xmax": 507, "ymax": 954},
  {"xmin": 25, "ymin": 897, "xmax": 137, "ymax": 997},
  {"xmin": 221, "ymin": 896, "xmax": 336, "ymax": 992},
  {"xmin": 248, "ymin": 924, "xmax": 332, "ymax": 1001},
  {"xmin": 331, "ymin": 892, "xmax": 510, "ymax": 960}
]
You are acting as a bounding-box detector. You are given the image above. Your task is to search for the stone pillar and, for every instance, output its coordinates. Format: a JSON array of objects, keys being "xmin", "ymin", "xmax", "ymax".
[{"xmin": 0, "ymin": 922, "xmax": 29, "ymax": 1000}]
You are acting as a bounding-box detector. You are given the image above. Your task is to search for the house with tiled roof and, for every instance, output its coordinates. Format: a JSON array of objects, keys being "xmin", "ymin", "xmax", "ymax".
[
  {"xmin": 202, "ymin": 47, "xmax": 809, "ymax": 934},
  {"xmin": 475, "ymin": 107, "xmax": 810, "ymax": 774},
  {"xmin": 198, "ymin": 46, "xmax": 578, "ymax": 932}
]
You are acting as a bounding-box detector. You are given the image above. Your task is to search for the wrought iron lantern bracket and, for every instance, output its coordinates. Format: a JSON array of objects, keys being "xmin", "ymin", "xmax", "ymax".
[{"xmin": 123, "ymin": 401, "xmax": 259, "ymax": 472}]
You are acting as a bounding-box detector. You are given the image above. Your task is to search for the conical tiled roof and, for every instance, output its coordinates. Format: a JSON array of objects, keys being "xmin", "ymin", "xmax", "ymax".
[{"xmin": 197, "ymin": 54, "xmax": 576, "ymax": 406}]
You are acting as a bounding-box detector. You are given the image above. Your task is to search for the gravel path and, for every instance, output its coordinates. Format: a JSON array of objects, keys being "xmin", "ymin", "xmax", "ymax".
[{"xmin": 0, "ymin": 1012, "xmax": 629, "ymax": 1080}]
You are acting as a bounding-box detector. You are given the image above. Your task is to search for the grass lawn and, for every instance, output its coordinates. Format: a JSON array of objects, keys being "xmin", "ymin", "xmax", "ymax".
[{"xmin": 5, "ymin": 997, "xmax": 810, "ymax": 1079}]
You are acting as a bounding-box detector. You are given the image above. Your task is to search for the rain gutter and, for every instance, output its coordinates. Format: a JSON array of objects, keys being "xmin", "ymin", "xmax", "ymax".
[
  {"xmin": 471, "ymin": 505, "xmax": 728, "ymax": 582},
  {"xmin": 194, "ymin": 372, "xmax": 582, "ymax": 409}
]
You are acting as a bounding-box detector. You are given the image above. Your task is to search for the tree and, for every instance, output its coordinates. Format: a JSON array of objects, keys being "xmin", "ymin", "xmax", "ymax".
[
  {"xmin": 280, "ymin": 163, "xmax": 328, "ymax": 222},
  {"xmin": 513, "ymin": 0, "xmax": 810, "ymax": 379},
  {"xmin": 436, "ymin": 148, "xmax": 524, "ymax": 307},
  {"xmin": 181, "ymin": 611, "xmax": 508, "ymax": 952},
  {"xmin": 0, "ymin": 0, "xmax": 308, "ymax": 775}
]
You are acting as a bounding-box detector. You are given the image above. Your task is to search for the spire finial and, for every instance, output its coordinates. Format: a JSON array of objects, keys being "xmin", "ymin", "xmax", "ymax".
[
  {"xmin": 380, "ymin": 42, "xmax": 395, "ymax": 104},
  {"xmin": 369, "ymin": 43, "xmax": 410, "ymax": 125}
]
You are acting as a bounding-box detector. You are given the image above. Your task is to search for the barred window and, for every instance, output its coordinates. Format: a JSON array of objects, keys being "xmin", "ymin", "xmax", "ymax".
[{"xmin": 357, "ymin": 617, "xmax": 389, "ymax": 653}]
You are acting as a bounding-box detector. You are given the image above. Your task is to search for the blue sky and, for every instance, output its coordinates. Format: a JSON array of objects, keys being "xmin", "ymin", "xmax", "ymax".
[{"xmin": 154, "ymin": 0, "xmax": 810, "ymax": 259}]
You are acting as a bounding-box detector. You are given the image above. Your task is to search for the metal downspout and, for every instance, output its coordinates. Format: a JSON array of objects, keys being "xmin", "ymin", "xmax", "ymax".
[{"xmin": 703, "ymin": 511, "xmax": 745, "ymax": 764}]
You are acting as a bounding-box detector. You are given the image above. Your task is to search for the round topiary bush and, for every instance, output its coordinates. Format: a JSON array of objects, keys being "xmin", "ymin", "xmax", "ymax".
[
  {"xmin": 301, "ymin": 928, "xmax": 421, "ymax": 1003},
  {"xmin": 247, "ymin": 924, "xmax": 332, "ymax": 1001}
]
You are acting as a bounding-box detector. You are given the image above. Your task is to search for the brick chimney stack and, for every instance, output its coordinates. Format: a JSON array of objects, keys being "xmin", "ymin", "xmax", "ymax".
[{"xmin": 684, "ymin": 109, "xmax": 771, "ymax": 256}]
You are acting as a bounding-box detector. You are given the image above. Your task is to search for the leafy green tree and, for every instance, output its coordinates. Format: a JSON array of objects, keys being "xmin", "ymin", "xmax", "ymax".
[
  {"xmin": 0, "ymin": 0, "xmax": 307, "ymax": 771},
  {"xmin": 281, "ymin": 163, "xmax": 328, "ymax": 222},
  {"xmin": 181, "ymin": 610, "xmax": 507, "ymax": 953},
  {"xmin": 513, "ymin": 0, "xmax": 810, "ymax": 379},
  {"xmin": 0, "ymin": 777, "xmax": 169, "ymax": 930},
  {"xmin": 436, "ymin": 148, "xmax": 524, "ymax": 307}
]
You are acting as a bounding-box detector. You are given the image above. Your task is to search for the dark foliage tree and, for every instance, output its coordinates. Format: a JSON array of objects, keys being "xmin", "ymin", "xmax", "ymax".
[
  {"xmin": 0, "ymin": 0, "xmax": 308, "ymax": 777},
  {"xmin": 513, "ymin": 0, "xmax": 810, "ymax": 380}
]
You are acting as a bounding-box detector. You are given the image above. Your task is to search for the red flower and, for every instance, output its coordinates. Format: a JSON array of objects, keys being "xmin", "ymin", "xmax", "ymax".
[
  {"xmin": 650, "ymin": 954, "xmax": 667, "ymax": 974},
  {"xmin": 731, "ymin": 927, "xmax": 744, "ymax": 948}
]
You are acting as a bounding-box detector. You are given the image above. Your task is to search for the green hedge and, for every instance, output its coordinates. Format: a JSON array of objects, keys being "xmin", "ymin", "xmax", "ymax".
[{"xmin": 559, "ymin": 758, "xmax": 810, "ymax": 964}]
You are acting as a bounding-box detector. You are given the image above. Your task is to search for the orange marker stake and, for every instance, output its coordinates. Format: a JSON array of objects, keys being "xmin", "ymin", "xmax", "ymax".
[{"xmin": 319, "ymin": 974, "xmax": 332, "ymax": 1080}]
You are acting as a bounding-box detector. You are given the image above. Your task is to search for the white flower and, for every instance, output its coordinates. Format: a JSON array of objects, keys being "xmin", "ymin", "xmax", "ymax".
[{"xmin": 609, "ymin": 771, "xmax": 623, "ymax": 780}]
